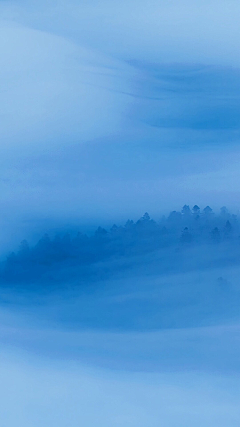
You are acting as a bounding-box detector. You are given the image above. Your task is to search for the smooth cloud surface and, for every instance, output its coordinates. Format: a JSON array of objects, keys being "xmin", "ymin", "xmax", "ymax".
[
  {"xmin": 1, "ymin": 348, "xmax": 240, "ymax": 427},
  {"xmin": 0, "ymin": 22, "xmax": 133, "ymax": 149}
]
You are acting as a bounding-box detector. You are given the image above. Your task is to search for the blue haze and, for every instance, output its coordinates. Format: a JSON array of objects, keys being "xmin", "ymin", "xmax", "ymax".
[{"xmin": 0, "ymin": 0, "xmax": 240, "ymax": 426}]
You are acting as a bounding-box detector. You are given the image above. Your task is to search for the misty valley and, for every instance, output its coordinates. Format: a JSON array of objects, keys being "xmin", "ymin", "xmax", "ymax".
[{"xmin": 1, "ymin": 205, "xmax": 240, "ymax": 339}]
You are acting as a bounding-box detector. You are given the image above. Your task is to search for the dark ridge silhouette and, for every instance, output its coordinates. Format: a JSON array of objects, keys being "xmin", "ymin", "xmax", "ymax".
[{"xmin": 1, "ymin": 205, "xmax": 240, "ymax": 285}]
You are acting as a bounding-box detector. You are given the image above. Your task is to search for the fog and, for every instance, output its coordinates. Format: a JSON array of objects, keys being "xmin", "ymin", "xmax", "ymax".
[
  {"xmin": 0, "ymin": 208, "xmax": 240, "ymax": 425},
  {"xmin": 1, "ymin": 349, "xmax": 240, "ymax": 427},
  {"xmin": 1, "ymin": 0, "xmax": 240, "ymax": 425},
  {"xmin": 1, "ymin": 0, "xmax": 240, "ymax": 236}
]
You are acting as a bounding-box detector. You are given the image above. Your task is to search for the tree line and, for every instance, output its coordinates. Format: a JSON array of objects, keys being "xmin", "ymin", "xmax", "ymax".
[{"xmin": 1, "ymin": 205, "xmax": 239, "ymax": 283}]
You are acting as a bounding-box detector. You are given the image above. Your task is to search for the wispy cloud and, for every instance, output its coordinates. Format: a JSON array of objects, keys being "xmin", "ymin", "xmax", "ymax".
[{"xmin": 0, "ymin": 0, "xmax": 240, "ymax": 243}]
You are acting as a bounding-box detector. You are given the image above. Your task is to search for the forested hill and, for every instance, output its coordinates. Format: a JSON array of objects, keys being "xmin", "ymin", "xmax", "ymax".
[{"xmin": 1, "ymin": 205, "xmax": 240, "ymax": 285}]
